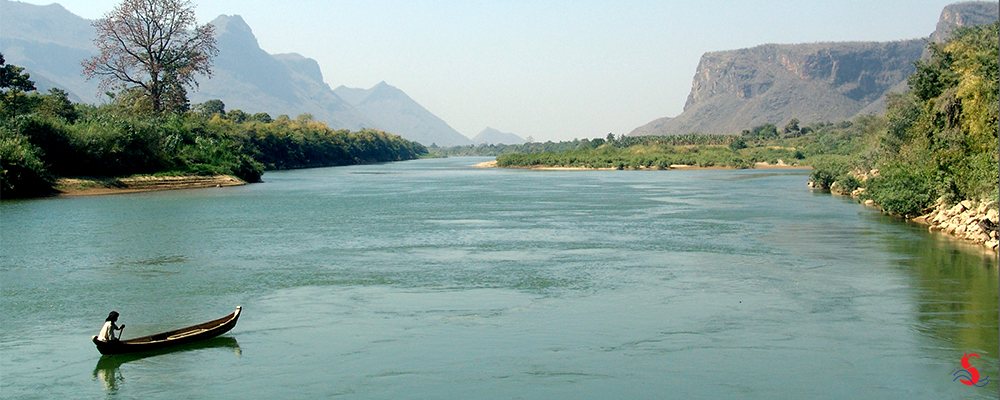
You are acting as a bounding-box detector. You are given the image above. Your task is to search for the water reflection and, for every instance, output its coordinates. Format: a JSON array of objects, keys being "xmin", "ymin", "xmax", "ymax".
[
  {"xmin": 93, "ymin": 336, "xmax": 241, "ymax": 392},
  {"xmin": 883, "ymin": 218, "xmax": 999, "ymax": 390}
]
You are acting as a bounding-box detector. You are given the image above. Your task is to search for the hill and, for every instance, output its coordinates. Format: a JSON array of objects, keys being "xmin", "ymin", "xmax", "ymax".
[
  {"xmin": 192, "ymin": 15, "xmax": 371, "ymax": 130},
  {"xmin": 472, "ymin": 127, "xmax": 525, "ymax": 145},
  {"xmin": 630, "ymin": 2, "xmax": 998, "ymax": 137},
  {"xmin": 334, "ymin": 83, "xmax": 473, "ymax": 147},
  {"xmin": 0, "ymin": 1, "xmax": 468, "ymax": 146}
]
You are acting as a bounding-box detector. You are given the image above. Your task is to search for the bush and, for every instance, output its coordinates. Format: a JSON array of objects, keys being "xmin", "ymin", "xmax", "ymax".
[
  {"xmin": 864, "ymin": 165, "xmax": 936, "ymax": 217},
  {"xmin": 0, "ymin": 127, "xmax": 53, "ymax": 197}
]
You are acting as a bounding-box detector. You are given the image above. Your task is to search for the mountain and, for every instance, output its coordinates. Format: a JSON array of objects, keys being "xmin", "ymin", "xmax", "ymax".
[
  {"xmin": 472, "ymin": 127, "xmax": 525, "ymax": 145},
  {"xmin": 187, "ymin": 15, "xmax": 370, "ymax": 129},
  {"xmin": 630, "ymin": 1, "xmax": 999, "ymax": 137},
  {"xmin": 334, "ymin": 83, "xmax": 473, "ymax": 147},
  {"xmin": 0, "ymin": 0, "xmax": 101, "ymax": 103},
  {"xmin": 0, "ymin": 1, "xmax": 468, "ymax": 145}
]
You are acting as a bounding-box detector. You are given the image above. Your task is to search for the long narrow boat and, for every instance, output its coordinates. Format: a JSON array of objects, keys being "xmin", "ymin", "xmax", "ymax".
[{"xmin": 92, "ymin": 306, "xmax": 242, "ymax": 355}]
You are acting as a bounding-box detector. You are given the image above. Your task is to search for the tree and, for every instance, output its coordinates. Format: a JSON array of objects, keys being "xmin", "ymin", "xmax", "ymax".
[
  {"xmin": 82, "ymin": 0, "xmax": 217, "ymax": 113},
  {"xmin": 1, "ymin": 54, "xmax": 37, "ymax": 117},
  {"xmin": 251, "ymin": 112, "xmax": 272, "ymax": 123},
  {"xmin": 197, "ymin": 99, "xmax": 225, "ymax": 118}
]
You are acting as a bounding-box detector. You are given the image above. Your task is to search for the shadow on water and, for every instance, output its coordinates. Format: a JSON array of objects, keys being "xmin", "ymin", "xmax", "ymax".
[
  {"xmin": 93, "ymin": 336, "xmax": 241, "ymax": 392},
  {"xmin": 880, "ymin": 214, "xmax": 999, "ymax": 389}
]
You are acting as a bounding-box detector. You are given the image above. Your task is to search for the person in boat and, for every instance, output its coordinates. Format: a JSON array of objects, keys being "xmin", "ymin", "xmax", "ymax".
[{"xmin": 97, "ymin": 311, "xmax": 125, "ymax": 342}]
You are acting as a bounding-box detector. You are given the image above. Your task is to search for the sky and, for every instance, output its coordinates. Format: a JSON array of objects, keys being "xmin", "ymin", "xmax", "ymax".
[{"xmin": 16, "ymin": 0, "xmax": 964, "ymax": 142}]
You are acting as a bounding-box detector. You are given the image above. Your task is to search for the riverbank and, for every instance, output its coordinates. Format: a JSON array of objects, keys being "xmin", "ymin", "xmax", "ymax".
[
  {"xmin": 54, "ymin": 175, "xmax": 246, "ymax": 197},
  {"xmin": 818, "ymin": 181, "xmax": 999, "ymax": 252},
  {"xmin": 914, "ymin": 200, "xmax": 999, "ymax": 251},
  {"xmin": 473, "ymin": 160, "xmax": 810, "ymax": 171}
]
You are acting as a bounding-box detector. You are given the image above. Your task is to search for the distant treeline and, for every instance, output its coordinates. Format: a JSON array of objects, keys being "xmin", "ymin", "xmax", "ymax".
[
  {"xmin": 488, "ymin": 123, "xmax": 863, "ymax": 170},
  {"xmin": 0, "ymin": 62, "xmax": 427, "ymax": 198}
]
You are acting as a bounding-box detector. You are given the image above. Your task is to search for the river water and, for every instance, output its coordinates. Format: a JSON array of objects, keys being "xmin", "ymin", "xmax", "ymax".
[{"xmin": 1, "ymin": 157, "xmax": 997, "ymax": 399}]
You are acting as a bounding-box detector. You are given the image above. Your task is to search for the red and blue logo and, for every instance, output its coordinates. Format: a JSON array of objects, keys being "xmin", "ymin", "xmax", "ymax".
[{"xmin": 953, "ymin": 353, "xmax": 990, "ymax": 387}]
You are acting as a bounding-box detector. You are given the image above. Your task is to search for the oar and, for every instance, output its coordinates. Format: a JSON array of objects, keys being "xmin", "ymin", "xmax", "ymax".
[{"xmin": 117, "ymin": 324, "xmax": 125, "ymax": 341}]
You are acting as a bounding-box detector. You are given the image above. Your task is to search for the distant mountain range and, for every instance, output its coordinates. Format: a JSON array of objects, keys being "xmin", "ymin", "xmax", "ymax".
[
  {"xmin": 471, "ymin": 127, "xmax": 526, "ymax": 145},
  {"xmin": 0, "ymin": 1, "xmax": 473, "ymax": 146},
  {"xmin": 630, "ymin": 2, "xmax": 999, "ymax": 137},
  {"xmin": 334, "ymin": 82, "xmax": 472, "ymax": 147}
]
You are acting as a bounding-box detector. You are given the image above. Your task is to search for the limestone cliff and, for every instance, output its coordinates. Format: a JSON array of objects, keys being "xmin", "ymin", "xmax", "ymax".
[{"xmin": 631, "ymin": 2, "xmax": 998, "ymax": 137}]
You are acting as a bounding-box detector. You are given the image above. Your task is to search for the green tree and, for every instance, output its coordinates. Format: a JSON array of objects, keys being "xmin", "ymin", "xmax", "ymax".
[
  {"xmin": 227, "ymin": 109, "xmax": 249, "ymax": 123},
  {"xmin": 0, "ymin": 54, "xmax": 37, "ymax": 117},
  {"xmin": 251, "ymin": 112, "xmax": 272, "ymax": 123},
  {"xmin": 197, "ymin": 99, "xmax": 225, "ymax": 118}
]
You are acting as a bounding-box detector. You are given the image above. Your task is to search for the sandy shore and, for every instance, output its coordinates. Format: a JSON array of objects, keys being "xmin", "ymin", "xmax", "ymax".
[
  {"xmin": 54, "ymin": 175, "xmax": 246, "ymax": 196},
  {"xmin": 473, "ymin": 160, "xmax": 810, "ymax": 171}
]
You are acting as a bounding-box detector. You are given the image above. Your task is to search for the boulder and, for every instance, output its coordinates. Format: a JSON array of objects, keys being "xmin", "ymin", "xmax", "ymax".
[
  {"xmin": 954, "ymin": 225, "xmax": 967, "ymax": 237},
  {"xmin": 951, "ymin": 203, "xmax": 966, "ymax": 215}
]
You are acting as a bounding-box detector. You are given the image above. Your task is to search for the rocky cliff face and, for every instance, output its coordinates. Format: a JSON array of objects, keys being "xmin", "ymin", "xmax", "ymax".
[
  {"xmin": 631, "ymin": 2, "xmax": 998, "ymax": 137},
  {"xmin": 930, "ymin": 1, "xmax": 1000, "ymax": 43}
]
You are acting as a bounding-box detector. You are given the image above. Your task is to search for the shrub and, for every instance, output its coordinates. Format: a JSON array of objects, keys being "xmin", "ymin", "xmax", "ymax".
[
  {"xmin": 864, "ymin": 165, "xmax": 936, "ymax": 217},
  {"xmin": 0, "ymin": 127, "xmax": 52, "ymax": 197}
]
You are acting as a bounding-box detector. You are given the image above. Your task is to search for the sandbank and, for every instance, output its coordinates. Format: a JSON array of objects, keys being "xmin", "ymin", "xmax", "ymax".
[{"xmin": 55, "ymin": 175, "xmax": 246, "ymax": 197}]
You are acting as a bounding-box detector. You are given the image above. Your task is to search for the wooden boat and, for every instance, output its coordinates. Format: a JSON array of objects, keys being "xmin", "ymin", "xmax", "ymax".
[{"xmin": 92, "ymin": 306, "xmax": 242, "ymax": 355}]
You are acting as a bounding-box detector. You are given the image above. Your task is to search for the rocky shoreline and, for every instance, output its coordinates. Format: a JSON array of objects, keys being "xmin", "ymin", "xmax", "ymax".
[
  {"xmin": 54, "ymin": 175, "xmax": 246, "ymax": 196},
  {"xmin": 812, "ymin": 178, "xmax": 999, "ymax": 251},
  {"xmin": 914, "ymin": 200, "xmax": 999, "ymax": 251}
]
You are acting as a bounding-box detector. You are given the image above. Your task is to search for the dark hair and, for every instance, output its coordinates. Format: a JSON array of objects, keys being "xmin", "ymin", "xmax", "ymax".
[{"xmin": 106, "ymin": 311, "xmax": 119, "ymax": 322}]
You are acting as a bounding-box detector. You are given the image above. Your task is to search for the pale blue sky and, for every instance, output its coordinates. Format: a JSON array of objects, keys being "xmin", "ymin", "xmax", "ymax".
[{"xmin": 17, "ymin": 0, "xmax": 962, "ymax": 141}]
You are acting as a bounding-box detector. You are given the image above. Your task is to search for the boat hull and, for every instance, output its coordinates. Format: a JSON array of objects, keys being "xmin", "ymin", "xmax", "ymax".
[{"xmin": 92, "ymin": 306, "xmax": 241, "ymax": 355}]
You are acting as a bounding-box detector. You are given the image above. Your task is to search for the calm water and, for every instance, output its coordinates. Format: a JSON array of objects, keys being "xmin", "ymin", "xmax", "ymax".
[{"xmin": 1, "ymin": 157, "xmax": 997, "ymax": 399}]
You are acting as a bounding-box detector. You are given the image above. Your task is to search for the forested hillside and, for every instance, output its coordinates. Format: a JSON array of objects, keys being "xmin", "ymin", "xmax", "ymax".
[
  {"xmin": 0, "ymin": 56, "xmax": 427, "ymax": 198},
  {"xmin": 811, "ymin": 22, "xmax": 998, "ymax": 217}
]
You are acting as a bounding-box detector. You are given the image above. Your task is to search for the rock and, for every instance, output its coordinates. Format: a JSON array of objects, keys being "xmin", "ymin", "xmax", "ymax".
[
  {"xmin": 963, "ymin": 215, "xmax": 977, "ymax": 226},
  {"xmin": 986, "ymin": 209, "xmax": 998, "ymax": 224},
  {"xmin": 943, "ymin": 223, "xmax": 956, "ymax": 234},
  {"xmin": 987, "ymin": 240, "xmax": 999, "ymax": 250},
  {"xmin": 954, "ymin": 225, "xmax": 967, "ymax": 237},
  {"xmin": 864, "ymin": 199, "xmax": 875, "ymax": 206},
  {"xmin": 951, "ymin": 203, "xmax": 965, "ymax": 214},
  {"xmin": 961, "ymin": 200, "xmax": 974, "ymax": 209}
]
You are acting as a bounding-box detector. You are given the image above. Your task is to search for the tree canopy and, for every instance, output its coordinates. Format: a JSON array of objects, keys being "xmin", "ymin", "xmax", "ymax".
[{"xmin": 81, "ymin": 0, "xmax": 217, "ymax": 113}]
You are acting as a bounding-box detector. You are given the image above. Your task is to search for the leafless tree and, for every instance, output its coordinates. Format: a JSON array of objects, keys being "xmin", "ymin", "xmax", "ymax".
[{"xmin": 82, "ymin": 0, "xmax": 217, "ymax": 112}]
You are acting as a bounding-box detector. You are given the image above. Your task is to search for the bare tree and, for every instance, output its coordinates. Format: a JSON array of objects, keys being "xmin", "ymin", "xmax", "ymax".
[{"xmin": 82, "ymin": 0, "xmax": 217, "ymax": 112}]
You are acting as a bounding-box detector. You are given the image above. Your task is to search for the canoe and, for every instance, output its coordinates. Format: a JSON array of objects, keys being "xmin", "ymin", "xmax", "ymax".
[{"xmin": 92, "ymin": 306, "xmax": 242, "ymax": 355}]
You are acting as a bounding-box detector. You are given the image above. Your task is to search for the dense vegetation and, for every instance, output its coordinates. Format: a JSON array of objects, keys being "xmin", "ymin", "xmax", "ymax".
[
  {"xmin": 487, "ymin": 123, "xmax": 868, "ymax": 170},
  {"xmin": 811, "ymin": 22, "xmax": 998, "ymax": 217},
  {"xmin": 0, "ymin": 56, "xmax": 426, "ymax": 198}
]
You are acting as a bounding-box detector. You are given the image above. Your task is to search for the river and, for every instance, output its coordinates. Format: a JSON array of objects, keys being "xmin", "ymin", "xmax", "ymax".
[{"xmin": 1, "ymin": 157, "xmax": 996, "ymax": 399}]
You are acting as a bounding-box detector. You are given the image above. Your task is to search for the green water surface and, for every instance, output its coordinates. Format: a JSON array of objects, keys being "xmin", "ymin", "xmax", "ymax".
[{"xmin": 1, "ymin": 157, "xmax": 996, "ymax": 399}]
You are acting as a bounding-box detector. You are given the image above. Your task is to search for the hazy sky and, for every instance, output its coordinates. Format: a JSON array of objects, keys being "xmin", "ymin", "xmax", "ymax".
[{"xmin": 18, "ymin": 0, "xmax": 961, "ymax": 141}]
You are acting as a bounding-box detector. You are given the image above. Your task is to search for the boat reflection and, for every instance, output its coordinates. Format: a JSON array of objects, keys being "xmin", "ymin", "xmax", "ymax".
[{"xmin": 93, "ymin": 336, "xmax": 240, "ymax": 391}]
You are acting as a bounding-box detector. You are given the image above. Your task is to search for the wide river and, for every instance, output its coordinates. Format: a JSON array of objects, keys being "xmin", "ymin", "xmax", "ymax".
[{"xmin": 1, "ymin": 157, "xmax": 997, "ymax": 399}]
